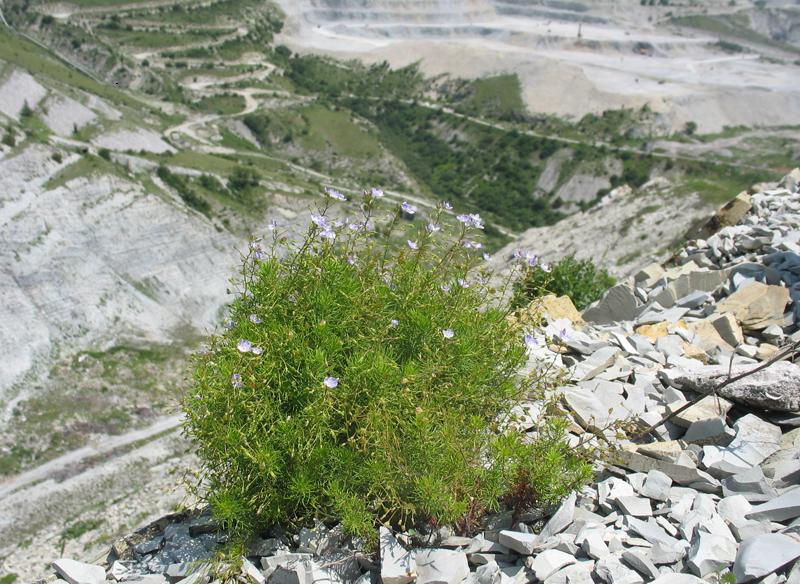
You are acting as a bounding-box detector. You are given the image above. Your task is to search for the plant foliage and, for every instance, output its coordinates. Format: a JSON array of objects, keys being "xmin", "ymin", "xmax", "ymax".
[
  {"xmin": 183, "ymin": 191, "xmax": 591, "ymax": 544},
  {"xmin": 512, "ymin": 254, "xmax": 615, "ymax": 310}
]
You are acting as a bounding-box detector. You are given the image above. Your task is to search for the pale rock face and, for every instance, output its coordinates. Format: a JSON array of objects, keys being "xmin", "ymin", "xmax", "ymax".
[
  {"xmin": 51, "ymin": 559, "xmax": 106, "ymax": 584},
  {"xmin": 733, "ymin": 534, "xmax": 800, "ymax": 583}
]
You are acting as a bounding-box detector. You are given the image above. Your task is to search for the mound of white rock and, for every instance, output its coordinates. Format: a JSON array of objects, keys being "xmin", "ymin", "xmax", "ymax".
[{"xmin": 43, "ymin": 169, "xmax": 800, "ymax": 584}]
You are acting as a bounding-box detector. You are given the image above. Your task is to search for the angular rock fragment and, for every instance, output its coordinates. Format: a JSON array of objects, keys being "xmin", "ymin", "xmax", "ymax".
[
  {"xmin": 673, "ymin": 361, "xmax": 800, "ymax": 412},
  {"xmin": 746, "ymin": 488, "xmax": 800, "ymax": 522},
  {"xmin": 52, "ymin": 559, "xmax": 106, "ymax": 584},
  {"xmin": 686, "ymin": 532, "xmax": 737, "ymax": 577},
  {"xmin": 414, "ymin": 548, "xmax": 469, "ymax": 584},
  {"xmin": 380, "ymin": 527, "xmax": 416, "ymax": 584},
  {"xmin": 733, "ymin": 533, "xmax": 800, "ymax": 583},
  {"xmin": 526, "ymin": 549, "xmax": 576, "ymax": 582}
]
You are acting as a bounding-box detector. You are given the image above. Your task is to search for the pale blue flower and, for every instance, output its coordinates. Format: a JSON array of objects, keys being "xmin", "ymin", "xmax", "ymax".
[
  {"xmin": 251, "ymin": 346, "xmax": 263, "ymax": 355},
  {"xmin": 390, "ymin": 319, "xmax": 399, "ymax": 328},
  {"xmin": 347, "ymin": 255, "xmax": 357, "ymax": 265},
  {"xmin": 320, "ymin": 228, "xmax": 336, "ymax": 240},
  {"xmin": 237, "ymin": 339, "xmax": 252, "ymax": 353},
  {"xmin": 426, "ymin": 222, "xmax": 440, "ymax": 234},
  {"xmin": 463, "ymin": 240, "xmax": 483, "ymax": 250},
  {"xmin": 323, "ymin": 376, "xmax": 339, "ymax": 388},
  {"xmin": 325, "ymin": 187, "xmax": 347, "ymax": 201},
  {"xmin": 231, "ymin": 373, "xmax": 243, "ymax": 388},
  {"xmin": 267, "ymin": 220, "xmax": 277, "ymax": 231},
  {"xmin": 523, "ymin": 334, "xmax": 539, "ymax": 349},
  {"xmin": 440, "ymin": 284, "xmax": 451, "ymax": 293},
  {"xmin": 559, "ymin": 327, "xmax": 569, "ymax": 340},
  {"xmin": 483, "ymin": 253, "xmax": 491, "ymax": 261},
  {"xmin": 442, "ymin": 328, "xmax": 455, "ymax": 339},
  {"xmin": 348, "ymin": 223, "xmax": 362, "ymax": 232},
  {"xmin": 512, "ymin": 249, "xmax": 523, "ymax": 260},
  {"xmin": 371, "ymin": 187, "xmax": 384, "ymax": 198},
  {"xmin": 401, "ymin": 201, "xmax": 417, "ymax": 215},
  {"xmin": 456, "ymin": 213, "xmax": 484, "ymax": 230},
  {"xmin": 458, "ymin": 278, "xmax": 470, "ymax": 288},
  {"xmin": 540, "ymin": 263, "xmax": 551, "ymax": 273},
  {"xmin": 249, "ymin": 314, "xmax": 262, "ymax": 324},
  {"xmin": 407, "ymin": 240, "xmax": 418, "ymax": 250},
  {"xmin": 442, "ymin": 201, "xmax": 453, "ymax": 210},
  {"xmin": 311, "ymin": 212, "xmax": 328, "ymax": 228}
]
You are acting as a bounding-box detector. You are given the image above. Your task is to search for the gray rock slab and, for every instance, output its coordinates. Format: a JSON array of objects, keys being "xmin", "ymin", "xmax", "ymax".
[
  {"xmin": 616, "ymin": 496, "xmax": 653, "ymax": 518},
  {"xmin": 498, "ymin": 530, "xmax": 537, "ymax": 556},
  {"xmin": 733, "ymin": 533, "xmax": 800, "ymax": 583},
  {"xmin": 380, "ymin": 527, "xmax": 416, "ymax": 584},
  {"xmin": 583, "ymin": 285, "xmax": 640, "ymax": 325},
  {"xmin": 620, "ymin": 549, "xmax": 660, "ymax": 580},
  {"xmin": 673, "ymin": 361, "xmax": 800, "ymax": 412},
  {"xmin": 51, "ymin": 559, "xmax": 106, "ymax": 584},
  {"xmin": 414, "ymin": 549, "xmax": 470, "ymax": 584},
  {"xmin": 722, "ymin": 466, "xmax": 779, "ymax": 502},
  {"xmin": 687, "ymin": 532, "xmax": 737, "ymax": 577},
  {"xmin": 746, "ymin": 488, "xmax": 800, "ymax": 522},
  {"xmin": 617, "ymin": 450, "xmax": 720, "ymax": 491},
  {"xmin": 594, "ymin": 555, "xmax": 644, "ymax": 584},
  {"xmin": 539, "ymin": 492, "xmax": 577, "ymax": 541},
  {"xmin": 526, "ymin": 549, "xmax": 576, "ymax": 582},
  {"xmin": 683, "ymin": 417, "xmax": 736, "ymax": 446}
]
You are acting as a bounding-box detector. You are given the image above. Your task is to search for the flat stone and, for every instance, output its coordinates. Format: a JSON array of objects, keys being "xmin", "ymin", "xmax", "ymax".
[
  {"xmin": 539, "ymin": 492, "xmax": 576, "ymax": 542},
  {"xmin": 733, "ymin": 533, "xmax": 800, "ymax": 583},
  {"xmin": 666, "ymin": 395, "xmax": 733, "ymax": 428},
  {"xmin": 51, "ymin": 560, "xmax": 106, "ymax": 584},
  {"xmin": 703, "ymin": 414, "xmax": 782, "ymax": 477},
  {"xmin": 620, "ymin": 549, "xmax": 660, "ymax": 580},
  {"xmin": 683, "ymin": 417, "xmax": 736, "ymax": 446},
  {"xmin": 687, "ymin": 532, "xmax": 737, "ymax": 577},
  {"xmin": 380, "ymin": 527, "xmax": 416, "ymax": 584},
  {"xmin": 616, "ymin": 496, "xmax": 652, "ymax": 517},
  {"xmin": 673, "ymin": 361, "xmax": 800, "ymax": 412},
  {"xmin": 617, "ymin": 449, "xmax": 719, "ymax": 491},
  {"xmin": 710, "ymin": 312, "xmax": 745, "ymax": 347},
  {"xmin": 648, "ymin": 540, "xmax": 687, "ymax": 565},
  {"xmin": 570, "ymin": 347, "xmax": 622, "ymax": 382},
  {"xmin": 650, "ymin": 576, "xmax": 705, "ymax": 584},
  {"xmin": 717, "ymin": 281, "xmax": 790, "ymax": 330},
  {"xmin": 414, "ymin": 549, "xmax": 469, "ymax": 584},
  {"xmin": 624, "ymin": 516, "xmax": 683, "ymax": 549},
  {"xmin": 543, "ymin": 561, "xmax": 594, "ymax": 584},
  {"xmin": 634, "ymin": 263, "xmax": 665, "ymax": 288},
  {"xmin": 722, "ymin": 466, "xmax": 778, "ymax": 502},
  {"xmin": 593, "ymin": 555, "xmax": 643, "ymax": 584},
  {"xmin": 583, "ymin": 285, "xmax": 639, "ymax": 325},
  {"xmin": 576, "ymin": 525, "xmax": 609, "ymax": 560},
  {"xmin": 746, "ymin": 488, "xmax": 800, "ymax": 522},
  {"xmin": 498, "ymin": 530, "xmax": 537, "ymax": 556},
  {"xmin": 639, "ymin": 470, "xmax": 672, "ymax": 502},
  {"xmin": 240, "ymin": 558, "xmax": 265, "ymax": 584},
  {"xmin": 526, "ymin": 549, "xmax": 576, "ymax": 581}
]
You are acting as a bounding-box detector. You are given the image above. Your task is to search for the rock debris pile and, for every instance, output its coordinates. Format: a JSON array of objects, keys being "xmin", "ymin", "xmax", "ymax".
[{"xmin": 42, "ymin": 170, "xmax": 800, "ymax": 584}]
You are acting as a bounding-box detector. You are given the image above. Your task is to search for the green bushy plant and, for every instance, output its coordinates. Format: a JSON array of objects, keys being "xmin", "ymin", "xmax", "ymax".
[
  {"xmin": 183, "ymin": 190, "xmax": 591, "ymax": 544},
  {"xmin": 511, "ymin": 254, "xmax": 615, "ymax": 310}
]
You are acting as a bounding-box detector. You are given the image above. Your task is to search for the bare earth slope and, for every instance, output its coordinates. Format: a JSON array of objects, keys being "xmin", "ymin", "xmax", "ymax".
[{"xmin": 275, "ymin": 0, "xmax": 800, "ymax": 132}]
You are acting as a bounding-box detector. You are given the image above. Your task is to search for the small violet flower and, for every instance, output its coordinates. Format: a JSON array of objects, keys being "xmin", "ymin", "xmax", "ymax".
[
  {"xmin": 483, "ymin": 253, "xmax": 491, "ymax": 261},
  {"xmin": 311, "ymin": 212, "xmax": 328, "ymax": 228},
  {"xmin": 458, "ymin": 278, "xmax": 470, "ymax": 288},
  {"xmin": 249, "ymin": 314, "xmax": 262, "ymax": 324},
  {"xmin": 440, "ymin": 284, "xmax": 451, "ymax": 293},
  {"xmin": 390, "ymin": 319, "xmax": 399, "ymax": 328},
  {"xmin": 523, "ymin": 334, "xmax": 539, "ymax": 349},
  {"xmin": 231, "ymin": 373, "xmax": 243, "ymax": 388},
  {"xmin": 323, "ymin": 376, "xmax": 339, "ymax": 389},
  {"xmin": 456, "ymin": 213, "xmax": 484, "ymax": 230},
  {"xmin": 325, "ymin": 187, "xmax": 347, "ymax": 201},
  {"xmin": 267, "ymin": 220, "xmax": 278, "ymax": 231},
  {"xmin": 347, "ymin": 255, "xmax": 357, "ymax": 265},
  {"xmin": 320, "ymin": 228, "xmax": 336, "ymax": 240},
  {"xmin": 237, "ymin": 339, "xmax": 252, "ymax": 353},
  {"xmin": 442, "ymin": 201, "xmax": 453, "ymax": 210},
  {"xmin": 426, "ymin": 222, "xmax": 440, "ymax": 234},
  {"xmin": 371, "ymin": 187, "xmax": 384, "ymax": 198},
  {"xmin": 442, "ymin": 328, "xmax": 455, "ymax": 339},
  {"xmin": 401, "ymin": 201, "xmax": 417, "ymax": 215},
  {"xmin": 540, "ymin": 263, "xmax": 551, "ymax": 273},
  {"xmin": 251, "ymin": 346, "xmax": 263, "ymax": 355},
  {"xmin": 407, "ymin": 240, "xmax": 418, "ymax": 250}
]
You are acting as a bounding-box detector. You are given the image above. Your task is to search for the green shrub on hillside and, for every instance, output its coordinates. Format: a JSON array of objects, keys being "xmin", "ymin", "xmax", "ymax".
[
  {"xmin": 183, "ymin": 190, "xmax": 591, "ymax": 545},
  {"xmin": 512, "ymin": 254, "xmax": 615, "ymax": 310}
]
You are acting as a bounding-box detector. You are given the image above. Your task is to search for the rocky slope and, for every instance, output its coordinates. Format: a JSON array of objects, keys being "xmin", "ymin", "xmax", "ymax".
[{"xmin": 42, "ymin": 168, "xmax": 800, "ymax": 584}]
